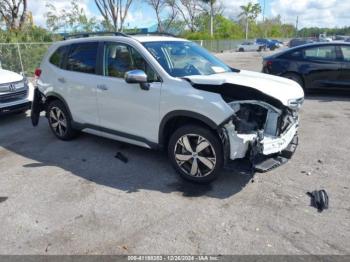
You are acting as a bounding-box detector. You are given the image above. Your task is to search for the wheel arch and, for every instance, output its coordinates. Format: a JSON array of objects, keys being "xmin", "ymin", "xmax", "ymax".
[
  {"xmin": 159, "ymin": 110, "xmax": 219, "ymax": 147},
  {"xmin": 45, "ymin": 92, "xmax": 74, "ymax": 120}
]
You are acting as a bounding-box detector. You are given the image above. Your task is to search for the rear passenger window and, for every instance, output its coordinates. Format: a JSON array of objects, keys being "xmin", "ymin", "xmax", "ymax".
[
  {"xmin": 304, "ymin": 46, "xmax": 337, "ymax": 61},
  {"xmin": 341, "ymin": 46, "xmax": 350, "ymax": 62},
  {"xmin": 49, "ymin": 46, "xmax": 68, "ymax": 68},
  {"xmin": 66, "ymin": 42, "xmax": 98, "ymax": 74}
]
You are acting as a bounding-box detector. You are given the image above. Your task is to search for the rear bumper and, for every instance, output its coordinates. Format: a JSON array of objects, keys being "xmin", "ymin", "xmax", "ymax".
[{"xmin": 0, "ymin": 101, "xmax": 31, "ymax": 115}]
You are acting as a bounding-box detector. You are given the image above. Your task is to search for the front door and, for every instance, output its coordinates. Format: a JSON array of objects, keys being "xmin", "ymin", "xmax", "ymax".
[{"xmin": 96, "ymin": 42, "xmax": 161, "ymax": 144}]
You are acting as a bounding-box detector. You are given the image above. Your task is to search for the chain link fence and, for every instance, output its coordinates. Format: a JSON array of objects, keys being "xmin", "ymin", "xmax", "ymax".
[
  {"xmin": 193, "ymin": 40, "xmax": 245, "ymax": 53},
  {"xmin": 0, "ymin": 43, "xmax": 51, "ymax": 76}
]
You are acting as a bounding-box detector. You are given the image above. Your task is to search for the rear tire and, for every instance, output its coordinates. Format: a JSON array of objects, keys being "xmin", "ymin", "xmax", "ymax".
[
  {"xmin": 168, "ymin": 125, "xmax": 224, "ymax": 184},
  {"xmin": 47, "ymin": 100, "xmax": 78, "ymax": 141},
  {"xmin": 239, "ymin": 48, "xmax": 244, "ymax": 52}
]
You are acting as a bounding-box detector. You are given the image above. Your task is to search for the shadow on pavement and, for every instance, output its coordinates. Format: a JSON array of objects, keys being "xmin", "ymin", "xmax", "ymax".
[
  {"xmin": 0, "ymin": 114, "xmax": 252, "ymax": 199},
  {"xmin": 305, "ymin": 89, "xmax": 350, "ymax": 102}
]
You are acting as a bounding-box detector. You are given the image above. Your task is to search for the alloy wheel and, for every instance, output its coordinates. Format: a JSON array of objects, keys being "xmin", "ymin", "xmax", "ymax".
[
  {"xmin": 49, "ymin": 107, "xmax": 67, "ymax": 137},
  {"xmin": 174, "ymin": 134, "xmax": 217, "ymax": 177}
]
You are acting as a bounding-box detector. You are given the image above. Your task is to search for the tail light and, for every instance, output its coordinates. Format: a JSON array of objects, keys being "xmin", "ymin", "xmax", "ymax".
[
  {"xmin": 266, "ymin": 61, "xmax": 273, "ymax": 68},
  {"xmin": 34, "ymin": 68, "xmax": 42, "ymax": 78}
]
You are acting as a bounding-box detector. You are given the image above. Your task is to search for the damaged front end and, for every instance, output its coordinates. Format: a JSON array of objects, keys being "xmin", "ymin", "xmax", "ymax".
[{"xmin": 222, "ymin": 99, "xmax": 302, "ymax": 172}]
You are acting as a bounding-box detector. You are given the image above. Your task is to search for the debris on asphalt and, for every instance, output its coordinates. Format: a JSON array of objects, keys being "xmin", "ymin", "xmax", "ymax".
[
  {"xmin": 307, "ymin": 190, "xmax": 329, "ymax": 212},
  {"xmin": 0, "ymin": 197, "xmax": 8, "ymax": 203},
  {"xmin": 74, "ymin": 214, "xmax": 83, "ymax": 220},
  {"xmin": 81, "ymin": 158, "xmax": 87, "ymax": 162},
  {"xmin": 318, "ymin": 159, "xmax": 323, "ymax": 164},
  {"xmin": 45, "ymin": 243, "xmax": 51, "ymax": 253},
  {"xmin": 115, "ymin": 152, "xmax": 128, "ymax": 163},
  {"xmin": 301, "ymin": 170, "xmax": 311, "ymax": 176}
]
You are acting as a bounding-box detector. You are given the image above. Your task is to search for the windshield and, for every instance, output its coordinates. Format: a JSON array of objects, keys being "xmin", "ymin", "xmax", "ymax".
[{"xmin": 143, "ymin": 41, "xmax": 232, "ymax": 77}]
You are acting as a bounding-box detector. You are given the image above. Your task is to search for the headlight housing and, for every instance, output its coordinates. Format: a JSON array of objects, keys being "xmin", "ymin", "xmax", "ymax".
[{"xmin": 288, "ymin": 98, "xmax": 304, "ymax": 110}]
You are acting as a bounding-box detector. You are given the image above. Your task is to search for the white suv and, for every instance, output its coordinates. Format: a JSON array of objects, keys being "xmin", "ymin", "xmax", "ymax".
[{"xmin": 32, "ymin": 33, "xmax": 304, "ymax": 183}]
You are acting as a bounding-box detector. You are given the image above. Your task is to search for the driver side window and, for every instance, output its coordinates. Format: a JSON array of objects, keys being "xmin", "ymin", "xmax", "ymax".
[{"xmin": 104, "ymin": 43, "xmax": 159, "ymax": 82}]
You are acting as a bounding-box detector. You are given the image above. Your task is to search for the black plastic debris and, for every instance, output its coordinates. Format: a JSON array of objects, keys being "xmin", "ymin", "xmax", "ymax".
[
  {"xmin": 307, "ymin": 190, "xmax": 329, "ymax": 212},
  {"xmin": 115, "ymin": 152, "xmax": 128, "ymax": 163},
  {"xmin": 0, "ymin": 197, "xmax": 8, "ymax": 203}
]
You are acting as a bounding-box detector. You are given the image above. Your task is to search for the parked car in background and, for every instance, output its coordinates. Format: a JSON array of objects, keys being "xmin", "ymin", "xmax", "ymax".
[
  {"xmin": 334, "ymin": 35, "xmax": 347, "ymax": 41},
  {"xmin": 271, "ymin": 39, "xmax": 284, "ymax": 48},
  {"xmin": 346, "ymin": 38, "xmax": 350, "ymax": 43},
  {"xmin": 288, "ymin": 38, "xmax": 314, "ymax": 48},
  {"xmin": 237, "ymin": 41, "xmax": 264, "ymax": 52},
  {"xmin": 319, "ymin": 33, "xmax": 332, "ymax": 42},
  {"xmin": 256, "ymin": 38, "xmax": 278, "ymax": 50},
  {"xmin": 262, "ymin": 42, "xmax": 350, "ymax": 90},
  {"xmin": 0, "ymin": 69, "xmax": 32, "ymax": 115}
]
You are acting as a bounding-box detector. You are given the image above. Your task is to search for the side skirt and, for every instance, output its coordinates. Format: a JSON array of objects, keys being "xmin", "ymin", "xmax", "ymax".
[{"xmin": 71, "ymin": 122, "xmax": 160, "ymax": 150}]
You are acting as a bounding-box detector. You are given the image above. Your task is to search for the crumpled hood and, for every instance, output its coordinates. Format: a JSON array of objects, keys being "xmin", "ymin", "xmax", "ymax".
[
  {"xmin": 185, "ymin": 70, "xmax": 304, "ymax": 106},
  {"xmin": 0, "ymin": 69, "xmax": 23, "ymax": 84}
]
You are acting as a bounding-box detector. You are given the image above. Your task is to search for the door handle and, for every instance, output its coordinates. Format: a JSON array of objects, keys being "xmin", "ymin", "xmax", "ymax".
[
  {"xmin": 58, "ymin": 77, "xmax": 66, "ymax": 83},
  {"xmin": 97, "ymin": 84, "xmax": 108, "ymax": 91}
]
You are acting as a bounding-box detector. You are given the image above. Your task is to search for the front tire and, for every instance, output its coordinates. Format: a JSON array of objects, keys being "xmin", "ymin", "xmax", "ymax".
[
  {"xmin": 168, "ymin": 125, "xmax": 224, "ymax": 183},
  {"xmin": 47, "ymin": 100, "xmax": 78, "ymax": 140}
]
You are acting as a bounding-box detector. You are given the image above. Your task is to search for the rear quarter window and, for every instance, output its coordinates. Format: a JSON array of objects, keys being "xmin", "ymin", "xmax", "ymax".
[
  {"xmin": 49, "ymin": 46, "xmax": 69, "ymax": 68},
  {"xmin": 281, "ymin": 50, "xmax": 302, "ymax": 59}
]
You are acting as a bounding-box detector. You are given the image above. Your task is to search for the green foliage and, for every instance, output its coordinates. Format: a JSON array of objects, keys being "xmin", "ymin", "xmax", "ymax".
[
  {"xmin": 298, "ymin": 27, "xmax": 350, "ymax": 38},
  {"xmin": 45, "ymin": 1, "xmax": 99, "ymax": 33},
  {"xmin": 0, "ymin": 27, "xmax": 57, "ymax": 75}
]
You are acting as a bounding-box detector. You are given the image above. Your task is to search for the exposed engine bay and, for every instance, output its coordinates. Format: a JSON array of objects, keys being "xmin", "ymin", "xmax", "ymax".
[{"xmin": 222, "ymin": 99, "xmax": 300, "ymax": 161}]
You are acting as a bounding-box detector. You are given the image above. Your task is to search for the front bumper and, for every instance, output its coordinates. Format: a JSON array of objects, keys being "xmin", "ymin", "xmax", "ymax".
[
  {"xmin": 261, "ymin": 121, "xmax": 298, "ymax": 155},
  {"xmin": 0, "ymin": 100, "xmax": 31, "ymax": 115}
]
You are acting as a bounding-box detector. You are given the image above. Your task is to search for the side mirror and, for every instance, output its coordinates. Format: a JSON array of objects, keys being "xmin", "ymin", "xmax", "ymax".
[{"xmin": 124, "ymin": 70, "xmax": 150, "ymax": 90}]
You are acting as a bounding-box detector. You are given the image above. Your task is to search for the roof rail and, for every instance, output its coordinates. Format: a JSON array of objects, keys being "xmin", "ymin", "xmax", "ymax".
[
  {"xmin": 63, "ymin": 31, "xmax": 128, "ymax": 40},
  {"xmin": 128, "ymin": 32, "xmax": 177, "ymax": 38}
]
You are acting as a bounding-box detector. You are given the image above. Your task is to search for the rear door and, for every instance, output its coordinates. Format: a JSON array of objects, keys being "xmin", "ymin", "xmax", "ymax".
[
  {"xmin": 61, "ymin": 42, "xmax": 100, "ymax": 125},
  {"xmin": 339, "ymin": 45, "xmax": 350, "ymax": 87},
  {"xmin": 302, "ymin": 45, "xmax": 342, "ymax": 88}
]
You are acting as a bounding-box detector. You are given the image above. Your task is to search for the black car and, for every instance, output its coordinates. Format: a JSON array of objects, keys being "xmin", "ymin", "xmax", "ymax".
[{"xmin": 262, "ymin": 42, "xmax": 350, "ymax": 90}]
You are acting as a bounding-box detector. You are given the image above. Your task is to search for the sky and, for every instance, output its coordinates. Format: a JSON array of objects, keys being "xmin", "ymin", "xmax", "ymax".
[{"xmin": 28, "ymin": 0, "xmax": 350, "ymax": 30}]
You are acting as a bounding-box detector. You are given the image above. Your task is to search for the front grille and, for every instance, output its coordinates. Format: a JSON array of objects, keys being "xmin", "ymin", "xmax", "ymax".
[{"xmin": 0, "ymin": 89, "xmax": 28, "ymax": 103}]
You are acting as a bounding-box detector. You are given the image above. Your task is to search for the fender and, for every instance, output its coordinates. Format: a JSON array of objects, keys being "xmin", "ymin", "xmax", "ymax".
[
  {"xmin": 158, "ymin": 110, "xmax": 219, "ymax": 145},
  {"xmin": 45, "ymin": 91, "xmax": 74, "ymax": 120}
]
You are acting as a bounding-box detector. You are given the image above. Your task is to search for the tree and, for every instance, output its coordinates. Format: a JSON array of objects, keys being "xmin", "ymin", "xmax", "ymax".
[
  {"xmin": 45, "ymin": 1, "xmax": 98, "ymax": 33},
  {"xmin": 175, "ymin": 0, "xmax": 203, "ymax": 32},
  {"xmin": 94, "ymin": 0, "xmax": 133, "ymax": 32},
  {"xmin": 0, "ymin": 0, "xmax": 28, "ymax": 30},
  {"xmin": 201, "ymin": 0, "xmax": 216, "ymax": 37},
  {"xmin": 145, "ymin": 0, "xmax": 178, "ymax": 32},
  {"xmin": 239, "ymin": 2, "xmax": 261, "ymax": 39}
]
